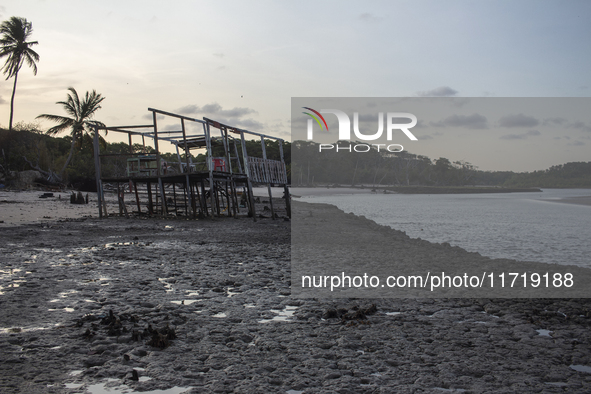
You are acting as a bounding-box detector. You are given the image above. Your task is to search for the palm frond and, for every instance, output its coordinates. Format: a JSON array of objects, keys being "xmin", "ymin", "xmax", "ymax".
[
  {"xmin": 0, "ymin": 17, "xmax": 39, "ymax": 79},
  {"xmin": 37, "ymin": 87, "xmax": 106, "ymax": 139}
]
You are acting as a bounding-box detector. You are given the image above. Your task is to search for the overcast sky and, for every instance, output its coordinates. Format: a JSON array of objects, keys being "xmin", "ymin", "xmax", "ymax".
[{"xmin": 1, "ymin": 0, "xmax": 590, "ymax": 172}]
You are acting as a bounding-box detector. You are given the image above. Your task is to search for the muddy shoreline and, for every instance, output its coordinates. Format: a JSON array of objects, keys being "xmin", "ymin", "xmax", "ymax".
[{"xmin": 1, "ymin": 203, "xmax": 591, "ymax": 393}]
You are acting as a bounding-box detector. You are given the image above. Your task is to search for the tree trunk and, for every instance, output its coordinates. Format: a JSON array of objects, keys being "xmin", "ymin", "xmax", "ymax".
[
  {"xmin": 58, "ymin": 133, "xmax": 78, "ymax": 180},
  {"xmin": 9, "ymin": 70, "xmax": 19, "ymax": 131}
]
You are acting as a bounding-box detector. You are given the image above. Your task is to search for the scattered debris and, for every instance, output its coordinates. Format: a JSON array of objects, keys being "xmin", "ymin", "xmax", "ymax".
[
  {"xmin": 322, "ymin": 304, "xmax": 378, "ymax": 324},
  {"xmin": 77, "ymin": 308, "xmax": 177, "ymax": 350}
]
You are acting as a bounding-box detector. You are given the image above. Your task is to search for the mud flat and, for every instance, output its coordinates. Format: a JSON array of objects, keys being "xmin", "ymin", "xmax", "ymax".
[
  {"xmin": 543, "ymin": 195, "xmax": 591, "ymax": 207},
  {"xmin": 1, "ymin": 202, "xmax": 591, "ymax": 393}
]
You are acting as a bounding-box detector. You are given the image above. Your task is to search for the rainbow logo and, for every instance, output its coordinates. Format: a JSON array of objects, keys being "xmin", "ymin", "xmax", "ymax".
[{"xmin": 302, "ymin": 107, "xmax": 329, "ymax": 131}]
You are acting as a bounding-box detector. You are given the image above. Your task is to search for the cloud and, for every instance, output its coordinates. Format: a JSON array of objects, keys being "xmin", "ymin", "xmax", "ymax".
[
  {"xmin": 176, "ymin": 102, "xmax": 257, "ymax": 118},
  {"xmin": 213, "ymin": 53, "xmax": 224, "ymax": 58},
  {"xmin": 205, "ymin": 103, "xmax": 256, "ymax": 118},
  {"xmin": 417, "ymin": 86, "xmax": 458, "ymax": 97},
  {"xmin": 498, "ymin": 113, "xmax": 539, "ymax": 128},
  {"xmin": 177, "ymin": 104, "xmax": 199, "ymax": 114},
  {"xmin": 430, "ymin": 113, "xmax": 488, "ymax": 129},
  {"xmin": 568, "ymin": 140, "xmax": 585, "ymax": 146},
  {"xmin": 172, "ymin": 103, "xmax": 263, "ymax": 131},
  {"xmin": 568, "ymin": 121, "xmax": 591, "ymax": 132},
  {"xmin": 233, "ymin": 118, "xmax": 264, "ymax": 130},
  {"xmin": 500, "ymin": 130, "xmax": 541, "ymax": 140},
  {"xmin": 359, "ymin": 13, "xmax": 383, "ymax": 22},
  {"xmin": 543, "ymin": 117, "xmax": 567, "ymax": 126}
]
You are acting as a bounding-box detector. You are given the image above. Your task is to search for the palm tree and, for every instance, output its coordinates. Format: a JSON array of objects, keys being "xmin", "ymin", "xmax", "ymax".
[
  {"xmin": 36, "ymin": 87, "xmax": 106, "ymax": 181},
  {"xmin": 0, "ymin": 16, "xmax": 40, "ymax": 131}
]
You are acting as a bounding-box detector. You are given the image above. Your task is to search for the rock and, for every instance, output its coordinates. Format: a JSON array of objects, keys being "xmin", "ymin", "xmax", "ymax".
[
  {"xmin": 15, "ymin": 170, "xmax": 42, "ymax": 188},
  {"xmin": 84, "ymin": 357, "xmax": 107, "ymax": 367}
]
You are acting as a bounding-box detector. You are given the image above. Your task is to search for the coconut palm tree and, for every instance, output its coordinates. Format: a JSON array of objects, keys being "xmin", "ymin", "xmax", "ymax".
[
  {"xmin": 0, "ymin": 16, "xmax": 40, "ymax": 131},
  {"xmin": 36, "ymin": 87, "xmax": 106, "ymax": 182}
]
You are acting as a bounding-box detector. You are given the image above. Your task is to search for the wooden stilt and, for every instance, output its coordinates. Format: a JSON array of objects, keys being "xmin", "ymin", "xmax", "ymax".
[
  {"xmin": 117, "ymin": 183, "xmax": 123, "ymax": 215},
  {"xmin": 172, "ymin": 182, "xmax": 178, "ymax": 216},
  {"xmin": 213, "ymin": 181, "xmax": 221, "ymax": 216},
  {"xmin": 284, "ymin": 185, "xmax": 291, "ymax": 219},
  {"xmin": 260, "ymin": 136, "xmax": 275, "ymax": 219},
  {"xmin": 134, "ymin": 181, "xmax": 141, "ymax": 214},
  {"xmin": 147, "ymin": 182, "xmax": 154, "ymax": 214},
  {"xmin": 200, "ymin": 179, "xmax": 208, "ymax": 217},
  {"xmin": 224, "ymin": 181, "xmax": 232, "ymax": 217},
  {"xmin": 158, "ymin": 177, "xmax": 167, "ymax": 215}
]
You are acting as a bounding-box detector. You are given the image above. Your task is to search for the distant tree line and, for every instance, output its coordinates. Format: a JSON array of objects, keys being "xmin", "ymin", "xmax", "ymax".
[
  {"xmin": 2, "ymin": 130, "xmax": 589, "ymax": 190},
  {"xmin": 501, "ymin": 162, "xmax": 591, "ymax": 188},
  {"xmin": 291, "ymin": 140, "xmax": 477, "ymax": 187},
  {"xmin": 291, "ymin": 140, "xmax": 591, "ymax": 188}
]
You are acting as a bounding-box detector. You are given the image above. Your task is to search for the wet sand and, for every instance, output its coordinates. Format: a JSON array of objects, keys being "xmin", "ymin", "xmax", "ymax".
[
  {"xmin": 1, "ymin": 196, "xmax": 591, "ymax": 393},
  {"xmin": 0, "ymin": 190, "xmax": 118, "ymax": 227},
  {"xmin": 543, "ymin": 195, "xmax": 591, "ymax": 207}
]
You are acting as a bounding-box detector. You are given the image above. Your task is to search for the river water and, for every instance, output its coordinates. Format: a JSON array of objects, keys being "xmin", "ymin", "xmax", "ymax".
[{"xmin": 298, "ymin": 188, "xmax": 591, "ymax": 269}]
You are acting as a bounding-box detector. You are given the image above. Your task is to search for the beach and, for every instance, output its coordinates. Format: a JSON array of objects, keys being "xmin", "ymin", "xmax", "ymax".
[{"xmin": 1, "ymin": 191, "xmax": 591, "ymax": 393}]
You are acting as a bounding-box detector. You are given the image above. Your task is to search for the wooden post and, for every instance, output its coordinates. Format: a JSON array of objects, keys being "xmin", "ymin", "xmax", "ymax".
[
  {"xmin": 260, "ymin": 136, "xmax": 275, "ymax": 219},
  {"xmin": 221, "ymin": 128, "xmax": 234, "ymax": 217},
  {"xmin": 231, "ymin": 140, "xmax": 242, "ymax": 216},
  {"xmin": 240, "ymin": 130, "xmax": 256, "ymax": 221},
  {"xmin": 158, "ymin": 177, "xmax": 167, "ymax": 215},
  {"xmin": 233, "ymin": 140, "xmax": 243, "ymax": 174},
  {"xmin": 180, "ymin": 118, "xmax": 194, "ymax": 218},
  {"xmin": 200, "ymin": 178, "xmax": 208, "ymax": 217},
  {"xmin": 92, "ymin": 125, "xmax": 105, "ymax": 218},
  {"xmin": 133, "ymin": 181, "xmax": 141, "ymax": 214},
  {"xmin": 172, "ymin": 182, "xmax": 178, "ymax": 215},
  {"xmin": 278, "ymin": 140, "xmax": 290, "ymax": 218},
  {"xmin": 204, "ymin": 122, "xmax": 215, "ymax": 217},
  {"xmin": 117, "ymin": 183, "xmax": 123, "ymax": 215},
  {"xmin": 152, "ymin": 110, "xmax": 167, "ymax": 215},
  {"xmin": 191, "ymin": 181, "xmax": 199, "ymax": 218},
  {"xmin": 147, "ymin": 182, "xmax": 154, "ymax": 214},
  {"xmin": 213, "ymin": 181, "xmax": 221, "ymax": 215},
  {"xmin": 117, "ymin": 183, "xmax": 129, "ymax": 218}
]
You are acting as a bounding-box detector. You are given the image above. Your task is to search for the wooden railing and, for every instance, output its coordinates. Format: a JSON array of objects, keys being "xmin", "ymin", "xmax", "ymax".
[{"xmin": 247, "ymin": 157, "xmax": 288, "ymax": 184}]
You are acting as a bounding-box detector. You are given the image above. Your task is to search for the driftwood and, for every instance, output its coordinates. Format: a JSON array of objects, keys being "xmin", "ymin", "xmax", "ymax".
[{"xmin": 70, "ymin": 191, "xmax": 88, "ymax": 204}]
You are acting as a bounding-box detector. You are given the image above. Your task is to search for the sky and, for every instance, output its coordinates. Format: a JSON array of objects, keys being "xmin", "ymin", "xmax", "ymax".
[
  {"xmin": 1, "ymin": 0, "xmax": 590, "ymax": 172},
  {"xmin": 292, "ymin": 97, "xmax": 591, "ymax": 172}
]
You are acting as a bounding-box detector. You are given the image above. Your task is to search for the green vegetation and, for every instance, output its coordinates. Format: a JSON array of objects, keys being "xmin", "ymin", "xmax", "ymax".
[
  {"xmin": 2, "ymin": 131, "xmax": 589, "ymax": 190},
  {"xmin": 291, "ymin": 140, "xmax": 591, "ymax": 189},
  {"xmin": 36, "ymin": 87, "xmax": 106, "ymax": 182},
  {"xmin": 292, "ymin": 141, "xmax": 476, "ymax": 187},
  {"xmin": 0, "ymin": 16, "xmax": 40, "ymax": 131},
  {"xmin": 502, "ymin": 162, "xmax": 591, "ymax": 188},
  {"xmin": 0, "ymin": 124, "xmax": 292, "ymax": 190}
]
